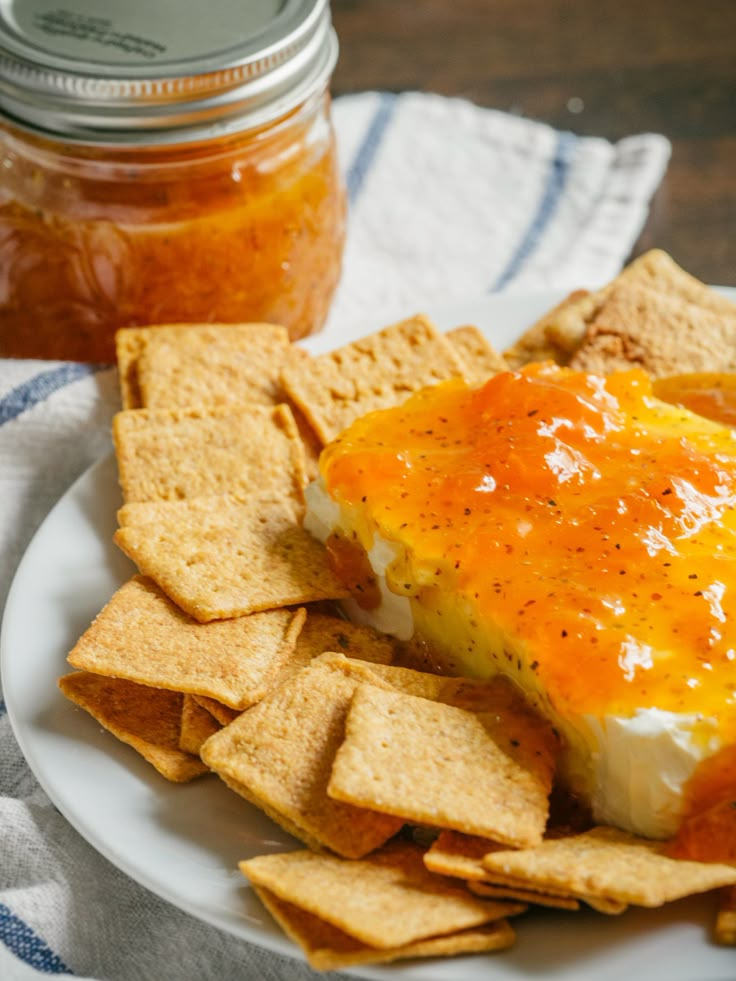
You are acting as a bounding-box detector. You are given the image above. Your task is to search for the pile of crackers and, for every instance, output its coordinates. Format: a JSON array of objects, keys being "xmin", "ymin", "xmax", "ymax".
[
  {"xmin": 58, "ymin": 251, "xmax": 736, "ymax": 970},
  {"xmin": 506, "ymin": 248, "xmax": 736, "ymax": 375}
]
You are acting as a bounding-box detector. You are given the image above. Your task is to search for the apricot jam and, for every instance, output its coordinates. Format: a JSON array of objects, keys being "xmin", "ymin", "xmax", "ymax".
[
  {"xmin": 0, "ymin": 0, "xmax": 345, "ymax": 362},
  {"xmin": 668, "ymin": 743, "xmax": 736, "ymax": 861},
  {"xmin": 320, "ymin": 363, "xmax": 736, "ymax": 741},
  {"xmin": 654, "ymin": 372, "xmax": 736, "ymax": 427}
]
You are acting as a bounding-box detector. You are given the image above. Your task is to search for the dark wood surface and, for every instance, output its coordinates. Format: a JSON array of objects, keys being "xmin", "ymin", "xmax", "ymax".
[{"xmin": 331, "ymin": 0, "xmax": 736, "ymax": 286}]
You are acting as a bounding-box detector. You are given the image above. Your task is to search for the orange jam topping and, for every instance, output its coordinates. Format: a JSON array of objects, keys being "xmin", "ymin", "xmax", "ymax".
[
  {"xmin": 667, "ymin": 742, "xmax": 736, "ymax": 861},
  {"xmin": 320, "ymin": 363, "xmax": 736, "ymax": 733}
]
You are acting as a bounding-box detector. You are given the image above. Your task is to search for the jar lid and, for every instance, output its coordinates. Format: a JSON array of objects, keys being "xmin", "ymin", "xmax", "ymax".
[{"xmin": 0, "ymin": 0, "xmax": 337, "ymax": 144}]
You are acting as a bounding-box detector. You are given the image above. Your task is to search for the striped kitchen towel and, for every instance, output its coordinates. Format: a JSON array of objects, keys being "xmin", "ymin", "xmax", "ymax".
[
  {"xmin": 327, "ymin": 91, "xmax": 670, "ymax": 333},
  {"xmin": 0, "ymin": 92, "xmax": 669, "ymax": 981}
]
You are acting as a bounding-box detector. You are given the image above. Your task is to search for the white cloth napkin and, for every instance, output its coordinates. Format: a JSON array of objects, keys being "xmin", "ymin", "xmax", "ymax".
[{"xmin": 0, "ymin": 91, "xmax": 670, "ymax": 981}]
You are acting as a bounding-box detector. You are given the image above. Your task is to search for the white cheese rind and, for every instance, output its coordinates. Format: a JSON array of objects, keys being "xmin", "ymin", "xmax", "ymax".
[
  {"xmin": 304, "ymin": 480, "xmax": 414, "ymax": 639},
  {"xmin": 585, "ymin": 710, "xmax": 721, "ymax": 839}
]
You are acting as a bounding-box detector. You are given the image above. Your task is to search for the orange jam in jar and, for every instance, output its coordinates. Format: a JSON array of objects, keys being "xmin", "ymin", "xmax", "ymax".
[{"xmin": 0, "ymin": 0, "xmax": 345, "ymax": 362}]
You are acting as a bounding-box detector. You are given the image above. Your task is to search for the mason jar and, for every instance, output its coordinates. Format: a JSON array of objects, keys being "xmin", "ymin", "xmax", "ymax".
[{"xmin": 0, "ymin": 0, "xmax": 346, "ymax": 361}]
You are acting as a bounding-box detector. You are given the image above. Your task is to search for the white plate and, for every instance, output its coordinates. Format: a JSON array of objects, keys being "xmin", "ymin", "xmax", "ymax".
[{"xmin": 3, "ymin": 290, "xmax": 736, "ymax": 981}]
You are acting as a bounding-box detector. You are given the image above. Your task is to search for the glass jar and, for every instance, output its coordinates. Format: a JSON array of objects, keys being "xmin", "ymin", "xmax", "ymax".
[{"xmin": 0, "ymin": 0, "xmax": 346, "ymax": 362}]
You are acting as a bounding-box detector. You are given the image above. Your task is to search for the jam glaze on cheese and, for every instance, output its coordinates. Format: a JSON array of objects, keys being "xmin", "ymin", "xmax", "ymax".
[{"xmin": 318, "ymin": 363, "xmax": 736, "ymax": 829}]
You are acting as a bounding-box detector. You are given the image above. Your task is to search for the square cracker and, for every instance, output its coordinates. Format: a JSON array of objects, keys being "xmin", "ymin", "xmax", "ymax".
[
  {"xmin": 200, "ymin": 655, "xmax": 403, "ymax": 858},
  {"xmin": 114, "ymin": 494, "xmax": 349, "ymax": 622},
  {"xmin": 239, "ymin": 840, "xmax": 524, "ymax": 950},
  {"xmin": 115, "ymin": 327, "xmax": 149, "ymax": 410},
  {"xmin": 280, "ymin": 314, "xmax": 467, "ymax": 443},
  {"xmin": 253, "ymin": 885, "xmax": 515, "ymax": 970},
  {"xmin": 503, "ymin": 249, "xmax": 736, "ymax": 368},
  {"xmin": 503, "ymin": 289, "xmax": 595, "ymax": 368},
  {"xmin": 327, "ymin": 683, "xmax": 551, "ymax": 848},
  {"xmin": 424, "ymin": 830, "xmax": 597, "ymax": 912},
  {"xmin": 179, "ymin": 695, "xmax": 221, "ymax": 755},
  {"xmin": 425, "ymin": 829, "xmax": 506, "ymax": 881},
  {"xmin": 115, "ymin": 322, "xmax": 291, "ymax": 410},
  {"xmin": 716, "ymin": 886, "xmax": 736, "ymax": 945},
  {"xmin": 568, "ymin": 282, "xmax": 736, "ymax": 377},
  {"xmin": 313, "ymin": 656, "xmax": 558, "ymax": 801},
  {"xmin": 467, "ymin": 879, "xmax": 580, "ymax": 911},
  {"xmin": 244, "ymin": 612, "xmax": 402, "ymax": 706},
  {"xmin": 113, "ymin": 403, "xmax": 306, "ymax": 505},
  {"xmin": 446, "ymin": 326, "xmax": 507, "ymax": 384},
  {"xmin": 67, "ymin": 576, "xmax": 306, "ymax": 709},
  {"xmin": 58, "ymin": 671, "xmax": 207, "ymax": 782},
  {"xmin": 192, "ymin": 695, "xmax": 241, "ymax": 727},
  {"xmin": 480, "ymin": 826, "xmax": 736, "ymax": 908},
  {"xmin": 358, "ymin": 664, "xmax": 558, "ymax": 786},
  {"xmin": 468, "ymin": 865, "xmax": 626, "ymax": 915},
  {"xmin": 272, "ymin": 609, "xmax": 400, "ymax": 680}
]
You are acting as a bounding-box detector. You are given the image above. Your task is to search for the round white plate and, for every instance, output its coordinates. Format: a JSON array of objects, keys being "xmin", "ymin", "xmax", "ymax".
[{"xmin": 3, "ymin": 289, "xmax": 736, "ymax": 981}]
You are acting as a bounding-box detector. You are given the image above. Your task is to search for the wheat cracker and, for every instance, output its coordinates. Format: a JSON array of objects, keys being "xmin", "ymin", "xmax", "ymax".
[
  {"xmin": 67, "ymin": 576, "xmax": 306, "ymax": 709},
  {"xmin": 179, "ymin": 694, "xmax": 221, "ymax": 755},
  {"xmin": 328, "ymin": 683, "xmax": 551, "ymax": 848},
  {"xmin": 114, "ymin": 494, "xmax": 348, "ymax": 622},
  {"xmin": 200, "ymin": 655, "xmax": 403, "ymax": 857},
  {"xmin": 240, "ymin": 840, "xmax": 524, "ymax": 950},
  {"xmin": 254, "ymin": 885, "xmax": 515, "ymax": 970},
  {"xmin": 58, "ymin": 671, "xmax": 207, "ymax": 782},
  {"xmin": 481, "ymin": 826, "xmax": 736, "ymax": 908},
  {"xmin": 113, "ymin": 403, "xmax": 306, "ymax": 504},
  {"xmin": 280, "ymin": 314, "xmax": 467, "ymax": 443}
]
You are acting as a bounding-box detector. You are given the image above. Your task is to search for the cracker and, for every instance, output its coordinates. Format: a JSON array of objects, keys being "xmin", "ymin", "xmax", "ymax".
[
  {"xmin": 480, "ymin": 826, "xmax": 736, "ymax": 908},
  {"xmin": 328, "ymin": 684, "xmax": 551, "ymax": 848},
  {"xmin": 289, "ymin": 403, "xmax": 323, "ymax": 482},
  {"xmin": 568, "ymin": 283, "xmax": 736, "ymax": 377},
  {"xmin": 67, "ymin": 576, "xmax": 306, "ymax": 709},
  {"xmin": 239, "ymin": 840, "xmax": 524, "ymax": 949},
  {"xmin": 468, "ymin": 879, "xmax": 580, "ymax": 911},
  {"xmin": 115, "ymin": 327, "xmax": 148, "ymax": 409},
  {"xmin": 180, "ymin": 694, "xmax": 221, "ymax": 755},
  {"xmin": 317, "ymin": 657, "xmax": 557, "ymax": 793},
  {"xmin": 280, "ymin": 314, "xmax": 467, "ymax": 443},
  {"xmin": 220, "ymin": 772, "xmax": 327, "ymax": 852},
  {"xmin": 113, "ymin": 403, "xmax": 307, "ymax": 504},
  {"xmin": 192, "ymin": 695, "xmax": 241, "ymax": 727},
  {"xmin": 470, "ymin": 866, "xmax": 627, "ymax": 914},
  {"xmin": 424, "ymin": 830, "xmax": 505, "ymax": 881},
  {"xmin": 447, "ymin": 325, "xmax": 507, "ymax": 383},
  {"xmin": 425, "ymin": 833, "xmax": 613, "ymax": 912},
  {"xmin": 504, "ymin": 249, "xmax": 736, "ymax": 368},
  {"xmin": 715, "ymin": 886, "xmax": 736, "ymax": 946},
  {"xmin": 114, "ymin": 495, "xmax": 348, "ymax": 622},
  {"xmin": 254, "ymin": 885, "xmax": 515, "ymax": 970},
  {"xmin": 58, "ymin": 671, "xmax": 207, "ymax": 782},
  {"xmin": 294, "ymin": 610, "xmax": 398, "ymax": 665},
  {"xmin": 200, "ymin": 655, "xmax": 403, "ymax": 857},
  {"xmin": 264, "ymin": 610, "xmax": 400, "ymax": 692},
  {"xmin": 504, "ymin": 289, "xmax": 600, "ymax": 368},
  {"xmin": 619, "ymin": 248, "xmax": 736, "ymax": 316},
  {"xmin": 126, "ymin": 322, "xmax": 291, "ymax": 409},
  {"xmin": 367, "ymin": 666, "xmax": 558, "ymax": 784}
]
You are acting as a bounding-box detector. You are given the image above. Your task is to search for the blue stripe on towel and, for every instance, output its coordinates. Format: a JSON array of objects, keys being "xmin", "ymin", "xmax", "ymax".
[
  {"xmin": 491, "ymin": 131, "xmax": 578, "ymax": 291},
  {"xmin": 0, "ymin": 903, "xmax": 73, "ymax": 974},
  {"xmin": 0, "ymin": 363, "xmax": 103, "ymax": 428},
  {"xmin": 345, "ymin": 92, "xmax": 398, "ymax": 204}
]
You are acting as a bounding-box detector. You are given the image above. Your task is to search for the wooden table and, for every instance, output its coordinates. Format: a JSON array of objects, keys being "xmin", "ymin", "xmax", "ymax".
[{"xmin": 331, "ymin": 0, "xmax": 736, "ymax": 286}]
